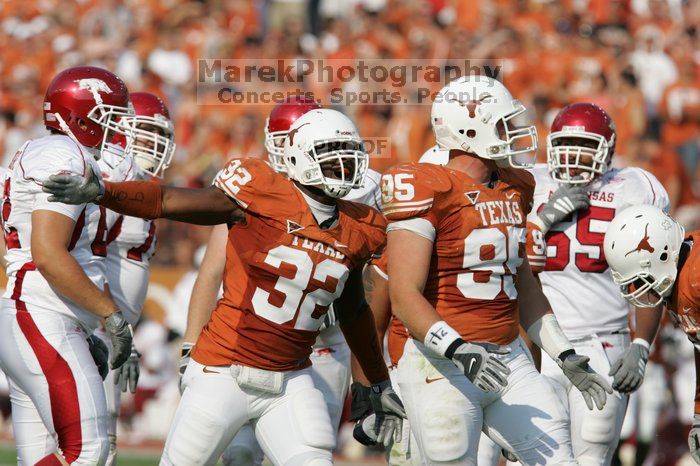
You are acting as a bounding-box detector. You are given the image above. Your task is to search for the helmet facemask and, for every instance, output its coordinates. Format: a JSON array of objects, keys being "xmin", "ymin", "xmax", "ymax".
[
  {"xmin": 123, "ymin": 114, "xmax": 175, "ymax": 178},
  {"xmin": 494, "ymin": 103, "xmax": 538, "ymax": 168},
  {"xmin": 547, "ymin": 130, "xmax": 613, "ymax": 185},
  {"xmin": 296, "ymin": 138, "xmax": 368, "ymax": 198},
  {"xmin": 264, "ymin": 122, "xmax": 288, "ymax": 173},
  {"xmin": 612, "ymin": 271, "xmax": 675, "ymax": 308}
]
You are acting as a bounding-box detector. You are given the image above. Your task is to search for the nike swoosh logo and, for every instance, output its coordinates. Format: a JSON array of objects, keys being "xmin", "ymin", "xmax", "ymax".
[
  {"xmin": 334, "ymin": 241, "xmax": 348, "ymax": 249},
  {"xmin": 468, "ymin": 358, "xmax": 477, "ymax": 374},
  {"xmin": 425, "ymin": 376, "xmax": 445, "ymax": 384},
  {"xmin": 506, "ymin": 192, "xmax": 516, "ymax": 199},
  {"xmin": 202, "ymin": 366, "xmax": 220, "ymax": 374}
]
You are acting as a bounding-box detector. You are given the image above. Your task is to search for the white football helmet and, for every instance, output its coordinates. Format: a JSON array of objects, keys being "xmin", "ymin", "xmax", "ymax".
[
  {"xmin": 418, "ymin": 145, "xmax": 449, "ymax": 166},
  {"xmin": 431, "ymin": 75, "xmax": 537, "ymax": 167},
  {"xmin": 604, "ymin": 205, "xmax": 685, "ymax": 307},
  {"xmin": 283, "ymin": 109, "xmax": 368, "ymax": 198}
]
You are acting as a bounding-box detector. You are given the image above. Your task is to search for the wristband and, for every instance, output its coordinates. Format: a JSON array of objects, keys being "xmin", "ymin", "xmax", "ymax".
[{"xmin": 424, "ymin": 321, "xmax": 463, "ymax": 358}]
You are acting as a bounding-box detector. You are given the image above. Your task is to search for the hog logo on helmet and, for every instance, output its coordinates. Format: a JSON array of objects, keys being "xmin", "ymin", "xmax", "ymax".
[{"xmin": 75, "ymin": 78, "xmax": 113, "ymax": 104}]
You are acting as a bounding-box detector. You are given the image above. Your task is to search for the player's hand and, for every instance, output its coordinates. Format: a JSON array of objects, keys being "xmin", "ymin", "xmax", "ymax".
[
  {"xmin": 688, "ymin": 414, "xmax": 700, "ymax": 464},
  {"xmin": 368, "ymin": 380, "xmax": 406, "ymax": 447},
  {"xmin": 105, "ymin": 311, "xmax": 133, "ymax": 370},
  {"xmin": 114, "ymin": 345, "xmax": 140, "ymax": 393},
  {"xmin": 451, "ymin": 342, "xmax": 510, "ymax": 392},
  {"xmin": 86, "ymin": 334, "xmax": 109, "ymax": 380},
  {"xmin": 179, "ymin": 342, "xmax": 194, "ymax": 394},
  {"xmin": 608, "ymin": 340, "xmax": 649, "ymax": 393},
  {"xmin": 43, "ymin": 164, "xmax": 104, "ymax": 205},
  {"xmin": 536, "ymin": 184, "xmax": 589, "ymax": 233},
  {"xmin": 559, "ymin": 353, "xmax": 613, "ymax": 410}
]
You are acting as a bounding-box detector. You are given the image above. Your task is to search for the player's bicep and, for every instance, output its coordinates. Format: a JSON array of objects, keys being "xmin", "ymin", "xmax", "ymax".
[
  {"xmin": 386, "ymin": 229, "xmax": 432, "ymax": 296},
  {"xmin": 162, "ymin": 186, "xmax": 243, "ymax": 225},
  {"xmin": 31, "ymin": 210, "xmax": 77, "ymax": 261}
]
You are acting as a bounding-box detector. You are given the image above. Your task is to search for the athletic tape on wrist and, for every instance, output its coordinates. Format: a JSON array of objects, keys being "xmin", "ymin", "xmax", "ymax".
[{"xmin": 424, "ymin": 321, "xmax": 463, "ymax": 357}]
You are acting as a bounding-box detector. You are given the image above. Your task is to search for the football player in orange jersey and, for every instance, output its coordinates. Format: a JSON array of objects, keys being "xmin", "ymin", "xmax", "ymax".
[
  {"xmin": 42, "ymin": 108, "xmax": 405, "ymax": 466},
  {"xmin": 180, "ymin": 97, "xmax": 385, "ymax": 466},
  {"xmin": 381, "ymin": 75, "xmax": 612, "ymax": 465},
  {"xmin": 603, "ymin": 205, "xmax": 700, "ymax": 464}
]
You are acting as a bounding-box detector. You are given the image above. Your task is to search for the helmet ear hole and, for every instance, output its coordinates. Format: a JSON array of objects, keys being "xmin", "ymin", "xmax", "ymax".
[
  {"xmin": 289, "ymin": 156, "xmax": 296, "ymax": 165},
  {"xmin": 660, "ymin": 252, "xmax": 668, "ymax": 261},
  {"xmin": 467, "ymin": 129, "xmax": 476, "ymax": 138}
]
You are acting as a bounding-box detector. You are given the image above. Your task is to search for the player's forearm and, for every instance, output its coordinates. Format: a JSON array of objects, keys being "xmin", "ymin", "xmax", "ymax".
[
  {"xmin": 363, "ymin": 265, "xmax": 391, "ymax": 350},
  {"xmin": 340, "ymin": 303, "xmax": 390, "ymax": 384},
  {"xmin": 101, "ymin": 182, "xmax": 240, "ymax": 225},
  {"xmin": 34, "ymin": 248, "xmax": 117, "ymax": 318},
  {"xmin": 634, "ymin": 305, "xmax": 662, "ymax": 345},
  {"xmin": 390, "ymin": 287, "xmax": 441, "ymax": 342}
]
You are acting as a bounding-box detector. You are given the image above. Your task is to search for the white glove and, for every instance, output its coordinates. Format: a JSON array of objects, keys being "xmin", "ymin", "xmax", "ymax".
[
  {"xmin": 368, "ymin": 380, "xmax": 406, "ymax": 447},
  {"xmin": 43, "ymin": 164, "xmax": 104, "ymax": 204},
  {"xmin": 608, "ymin": 340, "xmax": 649, "ymax": 393},
  {"xmin": 179, "ymin": 342, "xmax": 194, "ymax": 394},
  {"xmin": 559, "ymin": 352, "xmax": 613, "ymax": 410},
  {"xmin": 114, "ymin": 345, "xmax": 140, "ymax": 393},
  {"xmin": 104, "ymin": 311, "xmax": 133, "ymax": 370},
  {"xmin": 689, "ymin": 414, "xmax": 700, "ymax": 464},
  {"xmin": 535, "ymin": 184, "xmax": 589, "ymax": 233},
  {"xmin": 450, "ymin": 342, "xmax": 511, "ymax": 392}
]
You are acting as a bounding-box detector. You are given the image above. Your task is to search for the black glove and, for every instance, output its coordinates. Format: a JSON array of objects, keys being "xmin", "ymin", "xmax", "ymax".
[{"xmin": 87, "ymin": 335, "xmax": 109, "ymax": 380}]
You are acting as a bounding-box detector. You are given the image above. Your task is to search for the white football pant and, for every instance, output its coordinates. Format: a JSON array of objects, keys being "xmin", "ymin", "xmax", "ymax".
[
  {"xmin": 398, "ymin": 337, "xmax": 575, "ymax": 466},
  {"xmin": 541, "ymin": 332, "xmax": 629, "ymax": 466},
  {"xmin": 220, "ymin": 339, "xmax": 351, "ymax": 466},
  {"xmin": 620, "ymin": 361, "xmax": 666, "ymax": 443},
  {"xmin": 94, "ymin": 327, "xmax": 121, "ymax": 466},
  {"xmin": 0, "ymin": 301, "xmax": 109, "ymax": 465},
  {"xmin": 163, "ymin": 360, "xmax": 335, "ymax": 466}
]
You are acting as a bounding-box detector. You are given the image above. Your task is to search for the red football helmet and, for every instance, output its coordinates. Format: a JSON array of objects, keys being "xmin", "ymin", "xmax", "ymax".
[
  {"xmin": 547, "ymin": 103, "xmax": 616, "ymax": 184},
  {"xmin": 123, "ymin": 92, "xmax": 175, "ymax": 178},
  {"xmin": 264, "ymin": 96, "xmax": 321, "ymax": 172},
  {"xmin": 43, "ymin": 66, "xmax": 134, "ymax": 157}
]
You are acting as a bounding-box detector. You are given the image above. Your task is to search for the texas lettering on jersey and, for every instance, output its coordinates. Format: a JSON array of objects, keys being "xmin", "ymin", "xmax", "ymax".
[
  {"xmin": 193, "ymin": 158, "xmax": 385, "ymax": 371},
  {"xmin": 381, "ymin": 162, "xmax": 535, "ymax": 345}
]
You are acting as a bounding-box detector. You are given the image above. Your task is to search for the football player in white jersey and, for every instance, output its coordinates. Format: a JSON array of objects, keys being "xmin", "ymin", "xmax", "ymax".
[
  {"xmin": 179, "ymin": 96, "xmax": 383, "ymax": 465},
  {"xmin": 528, "ymin": 103, "xmax": 668, "ymax": 465},
  {"xmin": 95, "ymin": 91, "xmax": 175, "ymax": 465},
  {"xmin": 0, "ymin": 66, "xmax": 134, "ymax": 465}
]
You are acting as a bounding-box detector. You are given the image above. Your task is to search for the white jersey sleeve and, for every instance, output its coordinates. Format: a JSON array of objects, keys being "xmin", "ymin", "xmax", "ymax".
[{"xmin": 2, "ymin": 135, "xmax": 105, "ymax": 331}]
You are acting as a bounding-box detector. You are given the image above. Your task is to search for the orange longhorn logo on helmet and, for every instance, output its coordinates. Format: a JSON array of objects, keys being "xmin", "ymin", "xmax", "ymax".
[{"xmin": 625, "ymin": 224, "xmax": 655, "ymax": 257}]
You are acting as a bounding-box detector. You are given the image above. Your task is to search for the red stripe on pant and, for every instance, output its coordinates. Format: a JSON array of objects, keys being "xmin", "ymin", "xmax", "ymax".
[{"xmin": 13, "ymin": 262, "xmax": 83, "ymax": 463}]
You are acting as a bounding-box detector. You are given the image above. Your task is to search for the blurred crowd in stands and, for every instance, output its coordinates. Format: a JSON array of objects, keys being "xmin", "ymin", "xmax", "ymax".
[{"xmin": 0, "ymin": 0, "xmax": 698, "ymax": 461}]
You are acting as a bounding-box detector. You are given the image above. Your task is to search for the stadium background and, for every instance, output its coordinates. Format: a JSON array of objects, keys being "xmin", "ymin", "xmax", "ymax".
[{"xmin": 0, "ymin": 0, "xmax": 698, "ymax": 464}]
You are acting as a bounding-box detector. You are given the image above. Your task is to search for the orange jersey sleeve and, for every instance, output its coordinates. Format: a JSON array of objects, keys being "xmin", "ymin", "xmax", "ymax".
[
  {"xmin": 213, "ymin": 157, "xmax": 279, "ymax": 212},
  {"xmin": 526, "ymin": 221, "xmax": 547, "ymax": 273},
  {"xmin": 380, "ymin": 163, "xmax": 453, "ymax": 227}
]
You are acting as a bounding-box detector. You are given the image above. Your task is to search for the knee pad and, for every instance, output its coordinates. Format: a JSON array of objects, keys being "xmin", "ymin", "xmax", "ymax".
[
  {"xmin": 165, "ymin": 409, "xmax": 226, "ymax": 466},
  {"xmin": 580, "ymin": 394, "xmax": 624, "ymax": 445},
  {"xmin": 283, "ymin": 450, "xmax": 332, "ymax": 466},
  {"xmin": 291, "ymin": 388, "xmax": 335, "ymax": 450},
  {"xmin": 417, "ymin": 408, "xmax": 469, "ymax": 462}
]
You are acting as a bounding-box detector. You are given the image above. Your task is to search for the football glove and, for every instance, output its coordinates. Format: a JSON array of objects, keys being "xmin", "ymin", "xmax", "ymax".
[
  {"xmin": 368, "ymin": 380, "xmax": 406, "ymax": 447},
  {"xmin": 688, "ymin": 414, "xmax": 700, "ymax": 464},
  {"xmin": 179, "ymin": 342, "xmax": 194, "ymax": 394},
  {"xmin": 450, "ymin": 342, "xmax": 510, "ymax": 392},
  {"xmin": 105, "ymin": 311, "xmax": 133, "ymax": 370},
  {"xmin": 535, "ymin": 184, "xmax": 589, "ymax": 233},
  {"xmin": 114, "ymin": 345, "xmax": 140, "ymax": 393},
  {"xmin": 559, "ymin": 352, "xmax": 613, "ymax": 410},
  {"xmin": 608, "ymin": 340, "xmax": 649, "ymax": 393},
  {"xmin": 43, "ymin": 164, "xmax": 104, "ymax": 205},
  {"xmin": 86, "ymin": 334, "xmax": 109, "ymax": 380}
]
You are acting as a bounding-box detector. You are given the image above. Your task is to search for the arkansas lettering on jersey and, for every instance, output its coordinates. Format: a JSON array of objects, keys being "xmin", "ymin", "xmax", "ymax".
[
  {"xmin": 528, "ymin": 164, "xmax": 670, "ymax": 338},
  {"xmin": 192, "ymin": 158, "xmax": 386, "ymax": 371},
  {"xmin": 1, "ymin": 135, "xmax": 106, "ymax": 330},
  {"xmin": 667, "ymin": 232, "xmax": 700, "ymax": 344},
  {"xmin": 381, "ymin": 162, "xmax": 535, "ymax": 345}
]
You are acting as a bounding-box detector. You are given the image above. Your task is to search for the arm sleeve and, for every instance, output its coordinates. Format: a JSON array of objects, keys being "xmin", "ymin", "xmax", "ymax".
[{"xmin": 381, "ymin": 164, "xmax": 445, "ymax": 230}]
